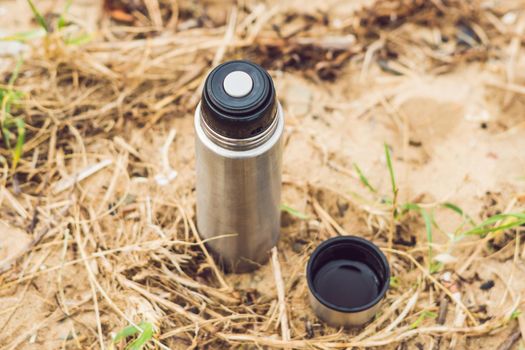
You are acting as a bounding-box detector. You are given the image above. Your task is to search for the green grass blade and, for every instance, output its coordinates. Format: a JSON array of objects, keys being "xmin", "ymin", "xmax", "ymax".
[
  {"xmin": 58, "ymin": 0, "xmax": 73, "ymax": 29},
  {"xmin": 384, "ymin": 144, "xmax": 397, "ymax": 195},
  {"xmin": 127, "ymin": 322, "xmax": 154, "ymax": 350},
  {"xmin": 26, "ymin": 0, "xmax": 49, "ymax": 32},
  {"xmin": 65, "ymin": 33, "xmax": 92, "ymax": 46},
  {"xmin": 2, "ymin": 91, "xmax": 24, "ymax": 115},
  {"xmin": 420, "ymin": 207, "xmax": 434, "ymax": 266},
  {"xmin": 1, "ymin": 127, "xmax": 12, "ymax": 149},
  {"xmin": 1, "ymin": 59, "xmax": 25, "ymax": 170},
  {"xmin": 409, "ymin": 310, "xmax": 437, "ymax": 329},
  {"xmin": 280, "ymin": 204, "xmax": 308, "ymax": 220},
  {"xmin": 389, "ymin": 276, "xmax": 400, "ymax": 288},
  {"xmin": 114, "ymin": 323, "xmax": 142, "ymax": 343},
  {"xmin": 511, "ymin": 309, "xmax": 522, "ymax": 320},
  {"xmin": 401, "ymin": 203, "xmax": 418, "ymax": 211},
  {"xmin": 441, "ymin": 202, "xmax": 464, "ymax": 216},
  {"xmin": 463, "ymin": 213, "xmax": 525, "ymax": 236},
  {"xmin": 11, "ymin": 118, "xmax": 25, "ymax": 170},
  {"xmin": 8, "ymin": 58, "xmax": 23, "ymax": 87},
  {"xmin": 353, "ymin": 163, "xmax": 377, "ymax": 193},
  {"xmin": 0, "ymin": 29, "xmax": 47, "ymax": 42},
  {"xmin": 441, "ymin": 202, "xmax": 476, "ymax": 226}
]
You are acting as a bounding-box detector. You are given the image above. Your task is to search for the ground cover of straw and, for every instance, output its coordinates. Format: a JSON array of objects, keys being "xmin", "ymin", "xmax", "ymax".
[{"xmin": 1, "ymin": 0, "xmax": 525, "ymax": 349}]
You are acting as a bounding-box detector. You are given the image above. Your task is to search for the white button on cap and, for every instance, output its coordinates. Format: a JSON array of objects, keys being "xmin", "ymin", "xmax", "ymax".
[{"xmin": 223, "ymin": 71, "xmax": 253, "ymax": 98}]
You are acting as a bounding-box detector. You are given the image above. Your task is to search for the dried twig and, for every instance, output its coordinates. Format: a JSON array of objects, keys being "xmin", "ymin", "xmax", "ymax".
[
  {"xmin": 271, "ymin": 247, "xmax": 291, "ymax": 343},
  {"xmin": 497, "ymin": 327, "xmax": 521, "ymax": 350},
  {"xmin": 52, "ymin": 159, "xmax": 113, "ymax": 194}
]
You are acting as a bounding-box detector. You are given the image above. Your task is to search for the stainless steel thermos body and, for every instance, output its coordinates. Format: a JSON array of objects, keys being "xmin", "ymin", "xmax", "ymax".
[{"xmin": 194, "ymin": 60, "xmax": 283, "ymax": 272}]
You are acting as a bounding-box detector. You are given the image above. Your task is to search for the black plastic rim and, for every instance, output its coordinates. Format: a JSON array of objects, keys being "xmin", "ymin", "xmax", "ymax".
[
  {"xmin": 201, "ymin": 60, "xmax": 277, "ymax": 139},
  {"xmin": 306, "ymin": 236, "xmax": 390, "ymax": 313}
]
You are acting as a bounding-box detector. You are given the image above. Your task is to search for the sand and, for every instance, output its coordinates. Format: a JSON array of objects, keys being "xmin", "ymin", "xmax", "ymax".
[{"xmin": 0, "ymin": 0, "xmax": 524, "ymax": 349}]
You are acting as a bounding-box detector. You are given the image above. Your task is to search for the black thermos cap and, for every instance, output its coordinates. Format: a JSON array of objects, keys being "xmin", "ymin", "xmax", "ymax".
[{"xmin": 201, "ymin": 60, "xmax": 277, "ymax": 139}]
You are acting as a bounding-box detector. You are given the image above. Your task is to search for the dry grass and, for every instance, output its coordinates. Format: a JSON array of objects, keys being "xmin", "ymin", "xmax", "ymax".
[{"xmin": 1, "ymin": 0, "xmax": 525, "ymax": 349}]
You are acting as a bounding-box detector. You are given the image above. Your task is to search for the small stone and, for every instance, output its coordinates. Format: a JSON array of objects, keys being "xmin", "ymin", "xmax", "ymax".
[
  {"xmin": 480, "ymin": 280, "xmax": 495, "ymax": 291},
  {"xmin": 292, "ymin": 241, "xmax": 304, "ymax": 253}
]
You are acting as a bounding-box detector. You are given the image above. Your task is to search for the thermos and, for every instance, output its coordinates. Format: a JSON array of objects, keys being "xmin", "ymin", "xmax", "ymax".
[{"xmin": 194, "ymin": 60, "xmax": 284, "ymax": 272}]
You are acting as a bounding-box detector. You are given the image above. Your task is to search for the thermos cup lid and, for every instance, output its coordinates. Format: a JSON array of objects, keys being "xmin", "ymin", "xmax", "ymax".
[
  {"xmin": 306, "ymin": 236, "xmax": 390, "ymax": 327},
  {"xmin": 201, "ymin": 60, "xmax": 277, "ymax": 139}
]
